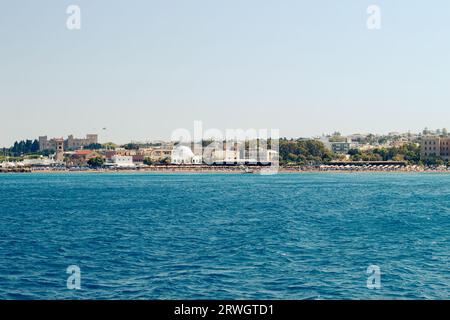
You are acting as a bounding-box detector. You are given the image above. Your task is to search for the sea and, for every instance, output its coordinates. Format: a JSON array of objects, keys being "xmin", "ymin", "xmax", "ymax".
[{"xmin": 0, "ymin": 173, "xmax": 449, "ymax": 299}]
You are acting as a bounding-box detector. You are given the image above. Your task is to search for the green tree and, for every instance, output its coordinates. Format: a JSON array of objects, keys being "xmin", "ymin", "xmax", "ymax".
[
  {"xmin": 124, "ymin": 143, "xmax": 140, "ymax": 150},
  {"xmin": 9, "ymin": 139, "xmax": 40, "ymax": 156},
  {"xmin": 102, "ymin": 142, "xmax": 118, "ymax": 150},
  {"xmin": 159, "ymin": 157, "xmax": 171, "ymax": 165},
  {"xmin": 279, "ymin": 139, "xmax": 333, "ymax": 165},
  {"xmin": 143, "ymin": 157, "xmax": 154, "ymax": 166},
  {"xmin": 84, "ymin": 143, "xmax": 102, "ymax": 150},
  {"xmin": 31, "ymin": 140, "xmax": 40, "ymax": 152},
  {"xmin": 87, "ymin": 157, "xmax": 104, "ymax": 168}
]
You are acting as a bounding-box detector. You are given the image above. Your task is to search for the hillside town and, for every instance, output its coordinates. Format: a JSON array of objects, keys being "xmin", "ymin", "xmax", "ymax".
[{"xmin": 1, "ymin": 128, "xmax": 449, "ymax": 173}]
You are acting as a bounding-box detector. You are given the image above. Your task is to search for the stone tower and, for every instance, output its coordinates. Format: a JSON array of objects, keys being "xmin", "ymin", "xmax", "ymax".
[{"xmin": 55, "ymin": 138, "xmax": 64, "ymax": 162}]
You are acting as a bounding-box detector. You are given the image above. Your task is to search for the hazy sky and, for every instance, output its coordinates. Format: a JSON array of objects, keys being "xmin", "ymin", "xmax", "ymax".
[{"xmin": 1, "ymin": 0, "xmax": 450, "ymax": 146}]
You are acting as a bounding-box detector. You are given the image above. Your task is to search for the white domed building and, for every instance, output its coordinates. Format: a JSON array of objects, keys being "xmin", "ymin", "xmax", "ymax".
[{"xmin": 171, "ymin": 146, "xmax": 202, "ymax": 165}]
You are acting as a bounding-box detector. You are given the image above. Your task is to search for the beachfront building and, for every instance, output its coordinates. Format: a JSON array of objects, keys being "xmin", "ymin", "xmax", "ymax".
[
  {"xmin": 421, "ymin": 137, "xmax": 440, "ymax": 157},
  {"xmin": 106, "ymin": 147, "xmax": 173, "ymax": 164},
  {"xmin": 204, "ymin": 145, "xmax": 278, "ymax": 166},
  {"xmin": 150, "ymin": 148, "xmax": 172, "ymax": 162},
  {"xmin": 106, "ymin": 149, "xmax": 136, "ymax": 160},
  {"xmin": 421, "ymin": 136, "xmax": 450, "ymax": 160},
  {"xmin": 132, "ymin": 155, "xmax": 144, "ymax": 165},
  {"xmin": 441, "ymin": 139, "xmax": 450, "ymax": 160},
  {"xmin": 207, "ymin": 149, "xmax": 241, "ymax": 165},
  {"xmin": 22, "ymin": 158, "xmax": 56, "ymax": 167},
  {"xmin": 68, "ymin": 150, "xmax": 102, "ymax": 166},
  {"xmin": 110, "ymin": 155, "xmax": 135, "ymax": 168},
  {"xmin": 171, "ymin": 146, "xmax": 202, "ymax": 164}
]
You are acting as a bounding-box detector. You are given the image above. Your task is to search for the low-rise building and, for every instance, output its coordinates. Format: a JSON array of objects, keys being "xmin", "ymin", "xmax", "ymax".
[
  {"xmin": 330, "ymin": 141, "xmax": 351, "ymax": 154},
  {"xmin": 318, "ymin": 136, "xmax": 351, "ymax": 154},
  {"xmin": 441, "ymin": 138, "xmax": 450, "ymax": 160},
  {"xmin": 110, "ymin": 155, "xmax": 135, "ymax": 168},
  {"xmin": 22, "ymin": 158, "xmax": 56, "ymax": 167},
  {"xmin": 421, "ymin": 136, "xmax": 450, "ymax": 160},
  {"xmin": 204, "ymin": 145, "xmax": 278, "ymax": 165},
  {"xmin": 132, "ymin": 155, "xmax": 144, "ymax": 164},
  {"xmin": 150, "ymin": 148, "xmax": 172, "ymax": 161},
  {"xmin": 69, "ymin": 150, "xmax": 102, "ymax": 166}
]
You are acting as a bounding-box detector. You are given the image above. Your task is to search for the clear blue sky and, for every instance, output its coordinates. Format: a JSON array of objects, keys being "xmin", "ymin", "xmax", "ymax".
[{"xmin": 1, "ymin": 0, "xmax": 450, "ymax": 146}]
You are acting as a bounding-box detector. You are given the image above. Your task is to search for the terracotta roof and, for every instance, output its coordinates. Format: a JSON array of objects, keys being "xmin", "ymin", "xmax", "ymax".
[{"xmin": 74, "ymin": 150, "xmax": 94, "ymax": 156}]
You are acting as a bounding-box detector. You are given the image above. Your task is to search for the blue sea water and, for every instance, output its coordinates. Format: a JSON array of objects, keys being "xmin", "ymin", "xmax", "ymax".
[{"xmin": 0, "ymin": 173, "xmax": 449, "ymax": 300}]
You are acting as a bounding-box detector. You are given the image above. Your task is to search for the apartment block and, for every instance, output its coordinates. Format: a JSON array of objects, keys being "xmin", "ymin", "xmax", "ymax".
[{"xmin": 421, "ymin": 136, "xmax": 450, "ymax": 160}]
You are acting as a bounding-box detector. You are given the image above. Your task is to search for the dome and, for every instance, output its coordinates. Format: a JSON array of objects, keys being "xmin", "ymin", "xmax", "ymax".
[
  {"xmin": 173, "ymin": 146, "xmax": 194, "ymax": 158},
  {"xmin": 171, "ymin": 146, "xmax": 195, "ymax": 164}
]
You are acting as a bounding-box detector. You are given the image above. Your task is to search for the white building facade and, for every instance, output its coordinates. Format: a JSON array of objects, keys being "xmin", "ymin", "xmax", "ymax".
[{"xmin": 111, "ymin": 155, "xmax": 135, "ymax": 168}]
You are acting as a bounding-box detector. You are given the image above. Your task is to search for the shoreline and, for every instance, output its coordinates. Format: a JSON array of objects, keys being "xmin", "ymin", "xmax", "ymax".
[{"xmin": 1, "ymin": 166, "xmax": 449, "ymax": 174}]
